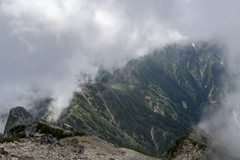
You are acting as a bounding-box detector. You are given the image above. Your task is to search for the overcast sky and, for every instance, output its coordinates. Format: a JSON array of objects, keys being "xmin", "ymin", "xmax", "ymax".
[{"xmin": 1, "ymin": 0, "xmax": 240, "ymax": 120}]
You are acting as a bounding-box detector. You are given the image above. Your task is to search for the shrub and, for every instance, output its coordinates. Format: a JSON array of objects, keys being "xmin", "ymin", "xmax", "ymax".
[
  {"xmin": 197, "ymin": 143, "xmax": 207, "ymax": 150},
  {"xmin": 164, "ymin": 145, "xmax": 177, "ymax": 157},
  {"xmin": 15, "ymin": 133, "xmax": 26, "ymax": 138},
  {"xmin": 0, "ymin": 137, "xmax": 19, "ymax": 143},
  {"xmin": 0, "ymin": 125, "xmax": 26, "ymax": 143},
  {"xmin": 73, "ymin": 131, "xmax": 87, "ymax": 137},
  {"xmin": 9, "ymin": 125, "xmax": 25, "ymax": 134},
  {"xmin": 119, "ymin": 146, "xmax": 162, "ymax": 159},
  {"xmin": 175, "ymin": 128, "xmax": 192, "ymax": 146},
  {"xmin": 37, "ymin": 123, "xmax": 63, "ymax": 140}
]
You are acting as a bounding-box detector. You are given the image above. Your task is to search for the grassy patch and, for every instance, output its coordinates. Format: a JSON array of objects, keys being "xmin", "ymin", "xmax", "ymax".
[
  {"xmin": 73, "ymin": 131, "xmax": 87, "ymax": 136},
  {"xmin": 120, "ymin": 146, "xmax": 163, "ymax": 159},
  {"xmin": 164, "ymin": 145, "xmax": 177, "ymax": 157},
  {"xmin": 175, "ymin": 128, "xmax": 192, "ymax": 146},
  {"xmin": 15, "ymin": 133, "xmax": 26, "ymax": 138},
  {"xmin": 0, "ymin": 125, "xmax": 26, "ymax": 143},
  {"xmin": 188, "ymin": 138, "xmax": 207, "ymax": 150},
  {"xmin": 0, "ymin": 137, "xmax": 19, "ymax": 143},
  {"xmin": 197, "ymin": 142, "xmax": 207, "ymax": 150},
  {"xmin": 9, "ymin": 125, "xmax": 25, "ymax": 134},
  {"xmin": 37, "ymin": 123, "xmax": 63, "ymax": 140}
]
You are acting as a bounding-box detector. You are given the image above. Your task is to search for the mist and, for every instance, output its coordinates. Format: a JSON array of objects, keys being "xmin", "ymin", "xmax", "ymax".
[
  {"xmin": 198, "ymin": 90, "xmax": 240, "ymax": 157},
  {"xmin": 0, "ymin": 0, "xmax": 188, "ymax": 120},
  {"xmin": 1, "ymin": 1, "xmax": 240, "ymax": 152}
]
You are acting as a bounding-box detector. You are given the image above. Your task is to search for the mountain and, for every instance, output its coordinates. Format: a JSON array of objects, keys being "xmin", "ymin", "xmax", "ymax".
[{"xmin": 32, "ymin": 42, "xmax": 230, "ymax": 156}]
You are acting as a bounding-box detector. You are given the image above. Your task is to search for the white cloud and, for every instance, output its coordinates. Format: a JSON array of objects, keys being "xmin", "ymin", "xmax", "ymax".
[
  {"xmin": 0, "ymin": 0, "xmax": 188, "ymax": 119},
  {"xmin": 1, "ymin": 0, "xmax": 240, "ymax": 124}
]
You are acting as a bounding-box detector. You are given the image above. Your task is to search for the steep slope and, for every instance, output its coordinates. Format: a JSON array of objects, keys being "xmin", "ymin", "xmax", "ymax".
[
  {"xmin": 57, "ymin": 82, "xmax": 186, "ymax": 156},
  {"xmin": 36, "ymin": 42, "xmax": 229, "ymax": 156}
]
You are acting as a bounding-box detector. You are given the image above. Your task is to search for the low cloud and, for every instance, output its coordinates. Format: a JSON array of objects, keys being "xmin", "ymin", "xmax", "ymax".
[
  {"xmin": 0, "ymin": 0, "xmax": 187, "ymax": 119},
  {"xmin": 1, "ymin": 0, "xmax": 240, "ymax": 125}
]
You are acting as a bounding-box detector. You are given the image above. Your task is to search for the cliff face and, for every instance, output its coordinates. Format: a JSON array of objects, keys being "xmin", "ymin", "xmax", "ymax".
[{"xmin": 163, "ymin": 126, "xmax": 240, "ymax": 160}]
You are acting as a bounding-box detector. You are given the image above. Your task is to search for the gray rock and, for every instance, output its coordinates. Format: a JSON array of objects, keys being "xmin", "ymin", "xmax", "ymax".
[
  {"xmin": 19, "ymin": 156, "xmax": 34, "ymax": 160},
  {"xmin": 24, "ymin": 122, "xmax": 39, "ymax": 138},
  {"xmin": 61, "ymin": 153, "xmax": 66, "ymax": 158},
  {"xmin": 0, "ymin": 147, "xmax": 8, "ymax": 155},
  {"xmin": 77, "ymin": 144, "xmax": 85, "ymax": 154},
  {"xmin": 63, "ymin": 130, "xmax": 74, "ymax": 137},
  {"xmin": 39, "ymin": 134, "xmax": 54, "ymax": 144},
  {"xmin": 70, "ymin": 138, "xmax": 79, "ymax": 145},
  {"xmin": 33, "ymin": 133, "xmax": 44, "ymax": 137},
  {"xmin": 4, "ymin": 106, "xmax": 42, "ymax": 135},
  {"xmin": 11, "ymin": 154, "xmax": 21, "ymax": 158},
  {"xmin": 57, "ymin": 142, "xmax": 65, "ymax": 147}
]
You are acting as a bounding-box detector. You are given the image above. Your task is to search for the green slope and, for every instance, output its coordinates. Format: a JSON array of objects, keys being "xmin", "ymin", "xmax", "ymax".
[{"xmin": 37, "ymin": 42, "xmax": 229, "ymax": 156}]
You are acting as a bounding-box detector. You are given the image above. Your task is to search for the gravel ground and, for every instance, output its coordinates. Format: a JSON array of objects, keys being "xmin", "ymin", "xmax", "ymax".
[{"xmin": 0, "ymin": 135, "xmax": 161, "ymax": 160}]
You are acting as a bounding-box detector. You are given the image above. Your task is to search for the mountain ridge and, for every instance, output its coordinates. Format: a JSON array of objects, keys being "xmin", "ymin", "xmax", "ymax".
[
  {"xmin": 51, "ymin": 42, "xmax": 229, "ymax": 156},
  {"xmin": 2, "ymin": 42, "xmax": 232, "ymax": 156}
]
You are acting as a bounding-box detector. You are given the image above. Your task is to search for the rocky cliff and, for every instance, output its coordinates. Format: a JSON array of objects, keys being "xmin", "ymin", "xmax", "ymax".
[
  {"xmin": 4, "ymin": 106, "xmax": 42, "ymax": 135},
  {"xmin": 163, "ymin": 126, "xmax": 240, "ymax": 160}
]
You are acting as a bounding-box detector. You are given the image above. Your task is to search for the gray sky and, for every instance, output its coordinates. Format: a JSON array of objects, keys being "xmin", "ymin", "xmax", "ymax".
[{"xmin": 0, "ymin": 0, "xmax": 240, "ymax": 120}]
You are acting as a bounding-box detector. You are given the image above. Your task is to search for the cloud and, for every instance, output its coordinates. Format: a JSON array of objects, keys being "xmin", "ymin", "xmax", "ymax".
[
  {"xmin": 0, "ymin": 0, "xmax": 240, "ymax": 123},
  {"xmin": 0, "ymin": 0, "xmax": 187, "ymax": 119},
  {"xmin": 198, "ymin": 90, "xmax": 240, "ymax": 157}
]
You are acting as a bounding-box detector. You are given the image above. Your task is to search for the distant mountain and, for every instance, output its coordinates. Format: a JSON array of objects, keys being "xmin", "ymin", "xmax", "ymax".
[{"xmin": 33, "ymin": 42, "xmax": 232, "ymax": 156}]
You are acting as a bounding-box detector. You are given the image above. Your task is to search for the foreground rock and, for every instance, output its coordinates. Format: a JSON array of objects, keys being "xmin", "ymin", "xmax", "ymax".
[
  {"xmin": 1, "ymin": 117, "xmax": 161, "ymax": 160},
  {"xmin": 1, "ymin": 106, "xmax": 162, "ymax": 159},
  {"xmin": 0, "ymin": 133, "xmax": 160, "ymax": 160}
]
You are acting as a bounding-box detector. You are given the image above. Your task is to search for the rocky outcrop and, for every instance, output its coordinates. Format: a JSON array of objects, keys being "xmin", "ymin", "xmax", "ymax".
[
  {"xmin": 0, "ymin": 106, "xmax": 161, "ymax": 159},
  {"xmin": 4, "ymin": 106, "xmax": 42, "ymax": 135},
  {"xmin": 163, "ymin": 126, "xmax": 240, "ymax": 160},
  {"xmin": 0, "ymin": 122, "xmax": 160, "ymax": 160},
  {"xmin": 0, "ymin": 135, "xmax": 162, "ymax": 160}
]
